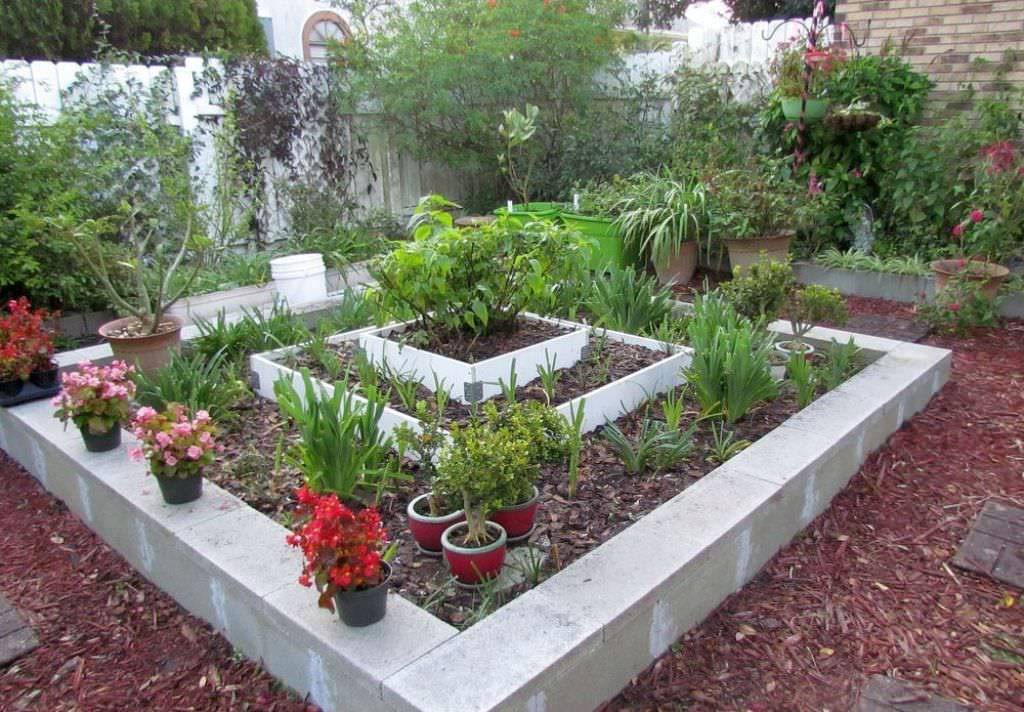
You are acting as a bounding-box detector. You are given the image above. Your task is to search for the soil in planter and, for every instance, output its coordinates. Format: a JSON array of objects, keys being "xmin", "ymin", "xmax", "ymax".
[
  {"xmin": 288, "ymin": 337, "xmax": 669, "ymax": 428},
  {"xmin": 389, "ymin": 317, "xmax": 572, "ymax": 363},
  {"xmin": 103, "ymin": 318, "xmax": 181, "ymax": 339}
]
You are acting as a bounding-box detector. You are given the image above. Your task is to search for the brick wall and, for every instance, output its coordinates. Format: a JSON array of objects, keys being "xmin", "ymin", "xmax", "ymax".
[{"xmin": 835, "ymin": 0, "xmax": 1024, "ymax": 113}]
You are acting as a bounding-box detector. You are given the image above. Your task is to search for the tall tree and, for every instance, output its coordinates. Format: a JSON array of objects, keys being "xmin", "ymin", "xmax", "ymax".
[
  {"xmin": 0, "ymin": 0, "xmax": 266, "ymax": 61},
  {"xmin": 633, "ymin": 0, "xmax": 834, "ymax": 30}
]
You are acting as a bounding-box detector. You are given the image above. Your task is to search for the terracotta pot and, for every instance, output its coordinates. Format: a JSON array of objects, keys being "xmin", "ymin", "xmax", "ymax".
[
  {"xmin": 441, "ymin": 521, "xmax": 507, "ymax": 586},
  {"xmin": 98, "ymin": 316, "xmax": 183, "ymax": 376},
  {"xmin": 653, "ymin": 240, "xmax": 698, "ymax": 286},
  {"xmin": 930, "ymin": 259, "xmax": 1009, "ymax": 301},
  {"xmin": 489, "ymin": 486, "xmax": 540, "ymax": 543},
  {"xmin": 725, "ymin": 233, "xmax": 793, "ymax": 274},
  {"xmin": 333, "ymin": 562, "xmax": 391, "ymax": 627},
  {"xmin": 407, "ymin": 493, "xmax": 465, "ymax": 556}
]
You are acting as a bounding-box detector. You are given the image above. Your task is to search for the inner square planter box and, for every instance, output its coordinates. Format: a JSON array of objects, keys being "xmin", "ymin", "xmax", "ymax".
[
  {"xmin": 249, "ymin": 317, "xmax": 692, "ymax": 442},
  {"xmin": 1, "ymin": 302, "xmax": 951, "ymax": 712},
  {"xmin": 356, "ymin": 314, "xmax": 592, "ymax": 404}
]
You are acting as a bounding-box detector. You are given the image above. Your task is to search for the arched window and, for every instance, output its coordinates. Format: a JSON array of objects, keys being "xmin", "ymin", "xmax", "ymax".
[{"xmin": 302, "ymin": 12, "xmax": 350, "ymax": 64}]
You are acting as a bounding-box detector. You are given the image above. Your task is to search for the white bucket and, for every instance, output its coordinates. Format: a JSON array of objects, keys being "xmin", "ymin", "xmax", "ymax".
[{"xmin": 270, "ymin": 253, "xmax": 328, "ymax": 307}]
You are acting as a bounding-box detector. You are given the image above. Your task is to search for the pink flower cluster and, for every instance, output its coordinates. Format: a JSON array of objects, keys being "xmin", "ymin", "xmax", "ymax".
[
  {"xmin": 130, "ymin": 403, "xmax": 220, "ymax": 479},
  {"xmin": 52, "ymin": 361, "xmax": 136, "ymax": 433}
]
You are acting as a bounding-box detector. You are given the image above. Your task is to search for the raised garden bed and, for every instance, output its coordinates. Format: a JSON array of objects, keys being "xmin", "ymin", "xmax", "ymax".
[{"xmin": 0, "ymin": 307, "xmax": 952, "ymax": 712}]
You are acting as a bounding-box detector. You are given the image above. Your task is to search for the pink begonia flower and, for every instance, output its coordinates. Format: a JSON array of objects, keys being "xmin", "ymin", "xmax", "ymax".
[
  {"xmin": 164, "ymin": 453, "xmax": 178, "ymax": 467},
  {"xmin": 136, "ymin": 406, "xmax": 158, "ymax": 421},
  {"xmin": 199, "ymin": 432, "xmax": 213, "ymax": 445},
  {"xmin": 155, "ymin": 432, "xmax": 173, "ymax": 448},
  {"xmin": 186, "ymin": 445, "xmax": 203, "ymax": 460},
  {"xmin": 172, "ymin": 422, "xmax": 193, "ymax": 437},
  {"xmin": 970, "ymin": 209, "xmax": 984, "ymax": 223},
  {"xmin": 195, "ymin": 410, "xmax": 211, "ymax": 423},
  {"xmin": 129, "ymin": 447, "xmax": 144, "ymax": 462}
]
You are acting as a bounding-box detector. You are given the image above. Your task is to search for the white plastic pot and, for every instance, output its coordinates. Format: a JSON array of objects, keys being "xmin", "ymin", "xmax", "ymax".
[{"xmin": 270, "ymin": 253, "xmax": 328, "ymax": 307}]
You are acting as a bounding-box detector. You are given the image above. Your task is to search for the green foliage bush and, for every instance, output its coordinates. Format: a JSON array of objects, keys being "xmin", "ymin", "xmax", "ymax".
[
  {"xmin": 337, "ymin": 0, "xmax": 629, "ymax": 205},
  {"xmin": 369, "ymin": 216, "xmax": 590, "ymax": 339},
  {"xmin": 0, "ymin": 0, "xmax": 266, "ymax": 61},
  {"xmin": 720, "ymin": 259, "xmax": 795, "ymax": 322}
]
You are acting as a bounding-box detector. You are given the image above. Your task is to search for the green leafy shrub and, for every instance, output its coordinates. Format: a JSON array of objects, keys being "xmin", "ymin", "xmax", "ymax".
[
  {"xmin": 684, "ymin": 292, "xmax": 778, "ymax": 423},
  {"xmin": 0, "ymin": 0, "xmax": 266, "ymax": 61},
  {"xmin": 435, "ymin": 419, "xmax": 536, "ymax": 546},
  {"xmin": 369, "ymin": 216, "xmax": 589, "ymax": 338},
  {"xmin": 786, "ymin": 284, "xmax": 847, "ymax": 343},
  {"xmin": 708, "ymin": 160, "xmax": 812, "ymax": 241},
  {"xmin": 720, "ymin": 259, "xmax": 795, "ymax": 322},
  {"xmin": 587, "ymin": 266, "xmax": 675, "ymax": 335},
  {"xmin": 480, "ymin": 400, "xmax": 569, "ymax": 466},
  {"xmin": 337, "ymin": 0, "xmax": 625, "ymax": 205}
]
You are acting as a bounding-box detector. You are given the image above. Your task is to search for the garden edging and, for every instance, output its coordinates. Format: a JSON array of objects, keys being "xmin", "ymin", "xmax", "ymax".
[
  {"xmin": 0, "ymin": 320, "xmax": 951, "ymax": 711},
  {"xmin": 793, "ymin": 261, "xmax": 1024, "ymax": 318}
]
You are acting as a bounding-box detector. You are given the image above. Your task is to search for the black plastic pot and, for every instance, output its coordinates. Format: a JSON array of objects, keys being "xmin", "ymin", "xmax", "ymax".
[
  {"xmin": 333, "ymin": 562, "xmax": 391, "ymax": 627},
  {"xmin": 80, "ymin": 424, "xmax": 122, "ymax": 453},
  {"xmin": 155, "ymin": 473, "xmax": 203, "ymax": 505},
  {"xmin": 0, "ymin": 378, "xmax": 24, "ymax": 399},
  {"xmin": 29, "ymin": 365, "xmax": 60, "ymax": 389}
]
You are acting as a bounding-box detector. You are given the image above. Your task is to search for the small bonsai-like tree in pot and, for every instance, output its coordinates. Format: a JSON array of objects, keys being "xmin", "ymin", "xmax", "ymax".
[
  {"xmin": 287, "ymin": 485, "xmax": 393, "ymax": 627},
  {"xmin": 777, "ymin": 284, "xmax": 847, "ymax": 356},
  {"xmin": 58, "ymin": 203, "xmax": 210, "ymax": 376},
  {"xmin": 435, "ymin": 418, "xmax": 538, "ymax": 585},
  {"xmin": 710, "ymin": 161, "xmax": 810, "ymax": 273}
]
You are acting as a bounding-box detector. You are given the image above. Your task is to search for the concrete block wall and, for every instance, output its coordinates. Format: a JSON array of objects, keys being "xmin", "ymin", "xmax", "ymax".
[{"xmin": 836, "ymin": 0, "xmax": 1024, "ymax": 112}]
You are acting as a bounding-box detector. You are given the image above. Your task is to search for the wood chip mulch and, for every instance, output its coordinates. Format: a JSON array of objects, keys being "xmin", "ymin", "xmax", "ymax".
[
  {"xmin": 608, "ymin": 298, "xmax": 1024, "ymax": 712},
  {"xmin": 0, "ymin": 451, "xmax": 314, "ymax": 712}
]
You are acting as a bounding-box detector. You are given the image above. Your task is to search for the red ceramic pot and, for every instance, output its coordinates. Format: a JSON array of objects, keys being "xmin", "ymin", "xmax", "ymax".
[
  {"xmin": 489, "ymin": 486, "xmax": 540, "ymax": 542},
  {"xmin": 441, "ymin": 521, "xmax": 507, "ymax": 586},
  {"xmin": 407, "ymin": 493, "xmax": 465, "ymax": 556}
]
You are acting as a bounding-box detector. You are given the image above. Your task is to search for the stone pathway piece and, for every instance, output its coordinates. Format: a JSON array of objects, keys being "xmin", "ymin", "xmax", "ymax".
[
  {"xmin": 0, "ymin": 592, "xmax": 39, "ymax": 667},
  {"xmin": 952, "ymin": 500, "xmax": 1024, "ymax": 588},
  {"xmin": 856, "ymin": 675, "xmax": 972, "ymax": 711}
]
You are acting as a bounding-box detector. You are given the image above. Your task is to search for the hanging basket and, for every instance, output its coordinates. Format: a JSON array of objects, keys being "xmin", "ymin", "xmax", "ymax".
[{"xmin": 825, "ymin": 111, "xmax": 882, "ymax": 132}]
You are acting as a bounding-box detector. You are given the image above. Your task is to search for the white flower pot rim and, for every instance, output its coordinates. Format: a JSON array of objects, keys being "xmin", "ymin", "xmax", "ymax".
[
  {"xmin": 407, "ymin": 493, "xmax": 465, "ymax": 524},
  {"xmin": 441, "ymin": 521, "xmax": 507, "ymax": 555}
]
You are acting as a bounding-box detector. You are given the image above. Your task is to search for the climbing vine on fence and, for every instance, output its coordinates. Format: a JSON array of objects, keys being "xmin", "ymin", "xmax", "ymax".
[{"xmin": 199, "ymin": 58, "xmax": 376, "ymax": 247}]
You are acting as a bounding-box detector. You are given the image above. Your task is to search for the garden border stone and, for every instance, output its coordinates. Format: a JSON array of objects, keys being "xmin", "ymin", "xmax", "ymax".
[
  {"xmin": 0, "ymin": 315, "xmax": 951, "ymax": 712},
  {"xmin": 793, "ymin": 261, "xmax": 1024, "ymax": 319}
]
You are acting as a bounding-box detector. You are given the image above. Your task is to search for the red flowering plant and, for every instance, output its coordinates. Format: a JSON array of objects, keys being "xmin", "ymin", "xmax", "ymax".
[
  {"xmin": 287, "ymin": 485, "xmax": 389, "ymax": 610},
  {"xmin": 53, "ymin": 360, "xmax": 136, "ymax": 434},
  {"xmin": 129, "ymin": 404, "xmax": 219, "ymax": 478},
  {"xmin": 0, "ymin": 298, "xmax": 57, "ymax": 380}
]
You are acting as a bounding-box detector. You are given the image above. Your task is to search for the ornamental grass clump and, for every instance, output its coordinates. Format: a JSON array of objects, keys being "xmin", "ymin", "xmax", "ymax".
[
  {"xmin": 53, "ymin": 360, "xmax": 136, "ymax": 434},
  {"xmin": 287, "ymin": 485, "xmax": 389, "ymax": 611},
  {"xmin": 129, "ymin": 404, "xmax": 219, "ymax": 478}
]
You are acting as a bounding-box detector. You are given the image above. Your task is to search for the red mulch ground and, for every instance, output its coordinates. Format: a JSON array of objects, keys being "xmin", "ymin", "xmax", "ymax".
[
  {"xmin": 0, "ymin": 452, "xmax": 314, "ymax": 711},
  {"xmin": 610, "ymin": 297, "xmax": 1024, "ymax": 711},
  {"xmin": 2, "ymin": 295, "xmax": 1022, "ymax": 711}
]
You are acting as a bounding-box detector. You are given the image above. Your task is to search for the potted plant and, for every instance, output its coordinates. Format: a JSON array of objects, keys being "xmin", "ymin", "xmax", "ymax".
[
  {"xmin": 710, "ymin": 163, "xmax": 810, "ymax": 273},
  {"xmin": 435, "ymin": 420, "xmax": 537, "ymax": 585},
  {"xmin": 612, "ymin": 173, "xmax": 709, "ymax": 285},
  {"xmin": 931, "ymin": 207, "xmax": 1010, "ymax": 300},
  {"xmin": 53, "ymin": 201, "xmax": 211, "ymax": 376},
  {"xmin": 395, "ymin": 402, "xmax": 466, "ymax": 556},
  {"xmin": 560, "ymin": 181, "xmax": 630, "ymax": 271},
  {"xmin": 129, "ymin": 403, "xmax": 219, "ymax": 504},
  {"xmin": 482, "ymin": 401, "xmax": 567, "ymax": 542},
  {"xmin": 775, "ymin": 45, "xmax": 841, "ymax": 122},
  {"xmin": 0, "ymin": 298, "xmax": 60, "ymax": 403},
  {"xmin": 493, "ymin": 105, "xmax": 564, "ymax": 227},
  {"xmin": 287, "ymin": 485, "xmax": 392, "ymax": 627},
  {"xmin": 53, "ymin": 361, "xmax": 136, "ymax": 452},
  {"xmin": 777, "ymin": 284, "xmax": 847, "ymax": 356}
]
